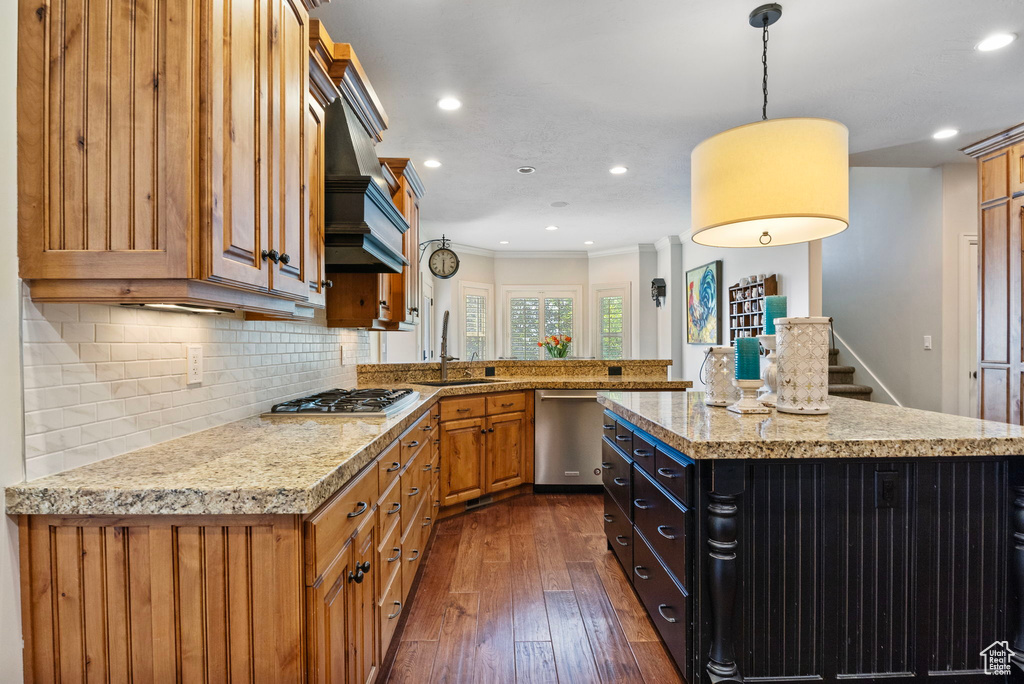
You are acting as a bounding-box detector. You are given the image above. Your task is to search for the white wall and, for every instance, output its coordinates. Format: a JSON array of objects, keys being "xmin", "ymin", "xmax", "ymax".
[
  {"xmin": 823, "ymin": 167, "xmax": 945, "ymax": 410},
  {"xmin": 656, "ymin": 237, "xmax": 684, "ymax": 379},
  {"xmin": 680, "ymin": 239, "xmax": 814, "ymax": 389},
  {"xmin": 1, "ymin": 0, "xmax": 24, "ymax": 672}
]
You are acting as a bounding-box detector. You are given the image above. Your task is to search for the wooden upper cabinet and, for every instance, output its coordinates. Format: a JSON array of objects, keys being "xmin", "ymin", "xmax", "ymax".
[
  {"xmin": 381, "ymin": 159, "xmax": 426, "ymax": 328},
  {"xmin": 17, "ymin": 0, "xmax": 192, "ymax": 280},
  {"xmin": 1012, "ymin": 143, "xmax": 1024, "ymax": 197},
  {"xmin": 17, "ymin": 0, "xmax": 324, "ymax": 314}
]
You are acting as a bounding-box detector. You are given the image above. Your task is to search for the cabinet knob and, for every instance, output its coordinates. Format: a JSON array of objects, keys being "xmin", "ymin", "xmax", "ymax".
[
  {"xmin": 278, "ymin": 252, "xmax": 290, "ymax": 265},
  {"xmin": 321, "ymin": 279, "xmax": 334, "ymax": 289},
  {"xmin": 348, "ymin": 569, "xmax": 364, "ymax": 584},
  {"xmin": 487, "ymin": 427, "xmax": 494, "ymax": 433},
  {"xmin": 261, "ymin": 249, "xmax": 280, "ymax": 264},
  {"xmin": 380, "ymin": 300, "xmax": 388, "ymax": 307},
  {"xmin": 358, "ymin": 561, "xmax": 370, "ymax": 573}
]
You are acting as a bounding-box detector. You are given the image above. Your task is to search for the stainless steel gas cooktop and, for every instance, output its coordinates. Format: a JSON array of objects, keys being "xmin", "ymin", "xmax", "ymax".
[{"xmin": 267, "ymin": 388, "xmax": 419, "ymax": 417}]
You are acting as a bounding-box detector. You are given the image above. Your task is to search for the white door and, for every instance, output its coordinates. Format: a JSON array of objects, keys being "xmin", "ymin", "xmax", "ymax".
[
  {"xmin": 958, "ymin": 235, "xmax": 979, "ymax": 418},
  {"xmin": 421, "ymin": 279, "xmax": 434, "ymax": 361}
]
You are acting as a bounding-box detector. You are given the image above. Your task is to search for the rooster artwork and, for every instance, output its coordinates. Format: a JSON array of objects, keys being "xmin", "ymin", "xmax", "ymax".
[{"xmin": 686, "ymin": 260, "xmax": 722, "ymax": 344}]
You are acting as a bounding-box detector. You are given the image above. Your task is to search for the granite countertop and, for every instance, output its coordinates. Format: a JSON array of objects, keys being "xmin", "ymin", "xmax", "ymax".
[
  {"xmin": 5, "ymin": 376, "xmax": 690, "ymax": 516},
  {"xmin": 599, "ymin": 391, "xmax": 1024, "ymax": 459}
]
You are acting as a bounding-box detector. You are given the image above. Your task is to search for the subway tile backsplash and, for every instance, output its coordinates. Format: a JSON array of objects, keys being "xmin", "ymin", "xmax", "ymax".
[{"xmin": 20, "ymin": 285, "xmax": 370, "ymax": 480}]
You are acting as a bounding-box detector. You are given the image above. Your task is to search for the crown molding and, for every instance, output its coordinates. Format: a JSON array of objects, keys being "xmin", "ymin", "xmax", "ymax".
[
  {"xmin": 454, "ymin": 244, "xmax": 496, "ymax": 258},
  {"xmin": 961, "ymin": 121, "xmax": 1024, "ymax": 158},
  {"xmin": 655, "ymin": 235, "xmax": 682, "ymax": 251}
]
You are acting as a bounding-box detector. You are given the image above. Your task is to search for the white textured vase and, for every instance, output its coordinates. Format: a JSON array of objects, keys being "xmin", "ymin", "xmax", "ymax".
[
  {"xmin": 775, "ymin": 317, "xmax": 831, "ymax": 415},
  {"xmin": 703, "ymin": 346, "xmax": 741, "ymax": 407},
  {"xmin": 757, "ymin": 334, "xmax": 778, "ymax": 407}
]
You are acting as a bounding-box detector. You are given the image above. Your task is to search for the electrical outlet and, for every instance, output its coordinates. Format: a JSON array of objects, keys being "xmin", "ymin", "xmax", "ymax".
[
  {"xmin": 186, "ymin": 345, "xmax": 203, "ymax": 385},
  {"xmin": 923, "ymin": 335, "xmax": 933, "ymax": 351}
]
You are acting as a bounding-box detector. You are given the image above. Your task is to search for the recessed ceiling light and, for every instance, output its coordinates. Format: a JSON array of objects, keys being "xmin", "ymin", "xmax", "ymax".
[
  {"xmin": 499, "ymin": 240, "xmax": 509, "ymax": 245},
  {"xmin": 437, "ymin": 97, "xmax": 462, "ymax": 110},
  {"xmin": 423, "ymin": 159, "xmax": 442, "ymax": 168},
  {"xmin": 517, "ymin": 166, "xmax": 536, "ymax": 174},
  {"xmin": 545, "ymin": 225, "xmax": 559, "ymax": 231},
  {"xmin": 609, "ymin": 166, "xmax": 628, "ymax": 174},
  {"xmin": 584, "ymin": 241, "xmax": 594, "ymax": 245},
  {"xmin": 550, "ymin": 201, "xmax": 569, "ymax": 207},
  {"xmin": 932, "ymin": 128, "xmax": 959, "ymax": 140},
  {"xmin": 976, "ymin": 33, "xmax": 1016, "ymax": 51}
]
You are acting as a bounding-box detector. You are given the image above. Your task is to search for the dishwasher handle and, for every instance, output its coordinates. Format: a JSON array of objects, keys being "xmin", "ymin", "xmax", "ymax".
[{"xmin": 538, "ymin": 394, "xmax": 599, "ymax": 401}]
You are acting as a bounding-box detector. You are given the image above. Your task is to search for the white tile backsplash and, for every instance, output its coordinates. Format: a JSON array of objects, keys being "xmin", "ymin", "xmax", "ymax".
[{"xmin": 21, "ymin": 285, "xmax": 370, "ymax": 479}]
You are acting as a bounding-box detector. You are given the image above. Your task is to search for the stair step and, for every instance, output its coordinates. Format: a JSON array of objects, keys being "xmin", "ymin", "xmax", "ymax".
[
  {"xmin": 828, "ymin": 348, "xmax": 840, "ymax": 364},
  {"xmin": 829, "ymin": 383, "xmax": 873, "ymax": 401},
  {"xmin": 828, "ymin": 365, "xmax": 855, "ymax": 384}
]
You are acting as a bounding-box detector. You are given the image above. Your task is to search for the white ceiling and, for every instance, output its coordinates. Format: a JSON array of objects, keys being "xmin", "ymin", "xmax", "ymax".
[{"xmin": 313, "ymin": 0, "xmax": 1023, "ymax": 252}]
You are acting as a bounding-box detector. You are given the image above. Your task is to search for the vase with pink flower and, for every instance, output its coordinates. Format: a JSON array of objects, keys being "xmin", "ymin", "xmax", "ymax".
[{"xmin": 538, "ymin": 334, "xmax": 571, "ymax": 358}]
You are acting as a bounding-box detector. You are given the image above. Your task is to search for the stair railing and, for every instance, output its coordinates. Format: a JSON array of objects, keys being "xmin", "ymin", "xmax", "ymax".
[{"xmin": 830, "ymin": 328, "xmax": 904, "ymax": 407}]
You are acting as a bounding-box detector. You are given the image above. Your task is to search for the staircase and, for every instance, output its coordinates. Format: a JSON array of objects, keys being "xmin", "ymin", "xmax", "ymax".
[{"xmin": 828, "ymin": 348, "xmax": 873, "ymax": 401}]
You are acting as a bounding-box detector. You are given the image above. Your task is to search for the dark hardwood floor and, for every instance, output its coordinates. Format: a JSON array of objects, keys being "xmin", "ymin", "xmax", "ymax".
[{"xmin": 383, "ymin": 493, "xmax": 683, "ymax": 684}]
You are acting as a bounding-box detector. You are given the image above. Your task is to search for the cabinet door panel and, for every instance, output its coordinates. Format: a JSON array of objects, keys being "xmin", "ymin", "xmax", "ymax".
[
  {"xmin": 981, "ymin": 201, "xmax": 1010, "ymax": 364},
  {"xmin": 306, "ymin": 97, "xmax": 327, "ymax": 306},
  {"xmin": 203, "ymin": 0, "xmax": 270, "ymax": 291},
  {"xmin": 349, "ymin": 524, "xmax": 378, "ymax": 684},
  {"xmin": 485, "ymin": 412, "xmax": 526, "ymax": 493},
  {"xmin": 269, "ymin": 0, "xmax": 309, "ymax": 299},
  {"xmin": 440, "ymin": 418, "xmax": 484, "ymax": 506},
  {"xmin": 308, "ymin": 544, "xmax": 352, "ymax": 684}
]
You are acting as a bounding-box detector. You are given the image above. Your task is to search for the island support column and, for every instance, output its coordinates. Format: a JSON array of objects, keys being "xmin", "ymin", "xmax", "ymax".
[{"xmin": 706, "ymin": 461, "xmax": 744, "ymax": 683}]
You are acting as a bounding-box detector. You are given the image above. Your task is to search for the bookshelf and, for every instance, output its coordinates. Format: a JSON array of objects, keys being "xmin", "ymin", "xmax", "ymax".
[{"xmin": 728, "ymin": 274, "xmax": 778, "ymax": 343}]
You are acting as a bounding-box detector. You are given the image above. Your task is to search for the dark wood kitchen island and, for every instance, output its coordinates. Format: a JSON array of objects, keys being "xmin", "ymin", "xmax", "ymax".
[{"xmin": 598, "ymin": 390, "xmax": 1024, "ymax": 684}]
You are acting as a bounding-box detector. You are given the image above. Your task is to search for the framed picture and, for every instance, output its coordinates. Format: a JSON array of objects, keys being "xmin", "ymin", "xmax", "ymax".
[{"xmin": 686, "ymin": 260, "xmax": 722, "ymax": 344}]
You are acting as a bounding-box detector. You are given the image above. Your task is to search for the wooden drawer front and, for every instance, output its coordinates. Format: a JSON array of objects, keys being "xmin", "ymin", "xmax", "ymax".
[
  {"xmin": 378, "ymin": 477, "xmax": 403, "ymax": 541},
  {"xmin": 377, "ymin": 440, "xmax": 403, "ymax": 497},
  {"xmin": 441, "ymin": 396, "xmax": 485, "ymax": 421},
  {"xmin": 633, "ymin": 467, "xmax": 689, "ymax": 591},
  {"xmin": 379, "ymin": 564, "xmax": 405, "ymax": 658},
  {"xmin": 378, "ymin": 516, "xmax": 403, "ymax": 597},
  {"xmin": 486, "ymin": 391, "xmax": 526, "ymax": 415},
  {"xmin": 602, "ymin": 412, "xmax": 618, "ymax": 443},
  {"xmin": 630, "ymin": 432, "xmax": 657, "ymax": 477},
  {"xmin": 601, "ymin": 437, "xmax": 632, "ymax": 515},
  {"xmin": 401, "ymin": 505, "xmax": 426, "ymax": 600},
  {"xmin": 305, "ymin": 464, "xmax": 379, "ymax": 584},
  {"xmin": 655, "ymin": 447, "xmax": 692, "ymax": 508},
  {"xmin": 614, "ymin": 419, "xmax": 633, "ymax": 454},
  {"xmin": 400, "ymin": 412, "xmax": 432, "ymax": 465},
  {"xmin": 431, "ymin": 403, "xmax": 441, "ymax": 424},
  {"xmin": 632, "ymin": 531, "xmax": 691, "ymax": 680},
  {"xmin": 604, "ymin": 490, "xmax": 632, "ymax": 573},
  {"xmin": 400, "ymin": 462, "xmax": 427, "ymax": 536}
]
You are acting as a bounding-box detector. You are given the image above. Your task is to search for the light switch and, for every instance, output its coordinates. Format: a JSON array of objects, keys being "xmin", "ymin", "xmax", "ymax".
[
  {"xmin": 186, "ymin": 345, "xmax": 203, "ymax": 385},
  {"xmin": 923, "ymin": 335, "xmax": 933, "ymax": 351}
]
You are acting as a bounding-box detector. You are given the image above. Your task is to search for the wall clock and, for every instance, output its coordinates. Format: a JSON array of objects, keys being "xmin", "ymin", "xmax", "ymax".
[{"xmin": 427, "ymin": 237, "xmax": 460, "ymax": 279}]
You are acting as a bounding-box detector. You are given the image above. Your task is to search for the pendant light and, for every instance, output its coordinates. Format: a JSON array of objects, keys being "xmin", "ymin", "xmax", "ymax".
[{"xmin": 690, "ymin": 4, "xmax": 849, "ymax": 248}]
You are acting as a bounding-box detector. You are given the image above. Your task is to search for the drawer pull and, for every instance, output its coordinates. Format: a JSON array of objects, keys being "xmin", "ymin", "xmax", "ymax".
[
  {"xmin": 386, "ymin": 461, "xmax": 401, "ymax": 473},
  {"xmin": 615, "ymin": 435, "xmax": 630, "ymax": 442},
  {"xmin": 387, "ymin": 547, "xmax": 401, "ymax": 563},
  {"xmin": 421, "ymin": 425, "xmax": 433, "ymax": 431},
  {"xmin": 603, "ymin": 424, "xmax": 615, "ymax": 430},
  {"xmin": 407, "ymin": 549, "xmax": 420, "ymax": 562},
  {"xmin": 347, "ymin": 501, "xmax": 368, "ymax": 518},
  {"xmin": 601, "ymin": 462, "xmax": 613, "ymax": 470},
  {"xmin": 656, "ymin": 467, "xmax": 680, "ymax": 479},
  {"xmin": 408, "ymin": 487, "xmax": 420, "ymax": 497},
  {"xmin": 423, "ymin": 463, "xmax": 433, "ymax": 472},
  {"xmin": 406, "ymin": 440, "xmax": 420, "ymax": 449},
  {"xmin": 613, "ymin": 477, "xmax": 628, "ymax": 487},
  {"xmin": 388, "ymin": 601, "xmax": 403, "ymax": 620},
  {"xmin": 457, "ymin": 407, "xmax": 471, "ymax": 413},
  {"xmin": 501, "ymin": 402, "xmax": 515, "ymax": 407},
  {"xmin": 657, "ymin": 525, "xmax": 677, "ymax": 540},
  {"xmin": 422, "ymin": 516, "xmax": 433, "ymax": 527},
  {"xmin": 657, "ymin": 604, "xmax": 678, "ymax": 624},
  {"xmin": 634, "ymin": 498, "xmax": 653, "ymax": 510},
  {"xmin": 614, "ymin": 534, "xmax": 629, "ymax": 547},
  {"xmin": 633, "ymin": 449, "xmax": 652, "ymax": 458},
  {"xmin": 634, "ymin": 565, "xmax": 651, "ymax": 581},
  {"xmin": 603, "ymin": 514, "xmax": 614, "ymax": 523},
  {"xmin": 387, "ymin": 502, "xmax": 401, "ymax": 515},
  {"xmin": 434, "ymin": 439, "xmax": 440, "ymax": 445}
]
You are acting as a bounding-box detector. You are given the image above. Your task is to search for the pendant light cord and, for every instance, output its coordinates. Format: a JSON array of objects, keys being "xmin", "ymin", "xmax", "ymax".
[{"xmin": 761, "ymin": 18, "xmax": 769, "ymax": 120}]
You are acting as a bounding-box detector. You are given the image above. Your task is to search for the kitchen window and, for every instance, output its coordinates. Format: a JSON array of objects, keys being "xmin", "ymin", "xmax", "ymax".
[
  {"xmin": 502, "ymin": 287, "xmax": 581, "ymax": 359},
  {"xmin": 460, "ymin": 282, "xmax": 493, "ymax": 360},
  {"xmin": 593, "ymin": 284, "xmax": 630, "ymax": 359}
]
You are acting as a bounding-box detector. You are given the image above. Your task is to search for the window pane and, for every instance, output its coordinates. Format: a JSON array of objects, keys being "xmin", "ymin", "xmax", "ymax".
[
  {"xmin": 544, "ymin": 297, "xmax": 574, "ymax": 337},
  {"xmin": 509, "ymin": 297, "xmax": 540, "ymax": 360},
  {"xmin": 601, "ymin": 335, "xmax": 623, "ymax": 359},
  {"xmin": 599, "ymin": 295, "xmax": 624, "ymax": 359},
  {"xmin": 465, "ymin": 293, "xmax": 487, "ymax": 360}
]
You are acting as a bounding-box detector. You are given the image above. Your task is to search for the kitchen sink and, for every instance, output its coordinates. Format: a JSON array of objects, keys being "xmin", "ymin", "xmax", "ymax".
[{"xmin": 416, "ymin": 379, "xmax": 503, "ymax": 387}]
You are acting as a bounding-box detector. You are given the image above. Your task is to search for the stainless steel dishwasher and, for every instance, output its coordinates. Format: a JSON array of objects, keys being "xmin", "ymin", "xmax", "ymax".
[{"xmin": 534, "ymin": 389, "xmax": 605, "ymax": 489}]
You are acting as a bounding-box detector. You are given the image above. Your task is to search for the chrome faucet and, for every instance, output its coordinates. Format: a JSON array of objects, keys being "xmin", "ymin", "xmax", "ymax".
[{"xmin": 440, "ymin": 310, "xmax": 458, "ymax": 381}]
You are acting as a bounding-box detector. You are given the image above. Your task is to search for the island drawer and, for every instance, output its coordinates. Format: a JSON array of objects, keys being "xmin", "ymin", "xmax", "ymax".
[
  {"xmin": 602, "ymin": 413, "xmax": 618, "ymax": 442},
  {"xmin": 486, "ymin": 391, "xmax": 526, "ymax": 414},
  {"xmin": 613, "ymin": 419, "xmax": 633, "ymax": 453},
  {"xmin": 377, "ymin": 439, "xmax": 403, "ymax": 494},
  {"xmin": 633, "ymin": 466, "xmax": 689, "ymax": 591},
  {"xmin": 631, "ymin": 432, "xmax": 657, "ymax": 477},
  {"xmin": 305, "ymin": 462, "xmax": 379, "ymax": 585},
  {"xmin": 654, "ymin": 447, "xmax": 692, "ymax": 508},
  {"xmin": 441, "ymin": 396, "xmax": 486, "ymax": 421},
  {"xmin": 602, "ymin": 437, "xmax": 632, "ymax": 514},
  {"xmin": 604, "ymin": 490, "xmax": 633, "ymax": 573},
  {"xmin": 632, "ymin": 530, "xmax": 691, "ymax": 680}
]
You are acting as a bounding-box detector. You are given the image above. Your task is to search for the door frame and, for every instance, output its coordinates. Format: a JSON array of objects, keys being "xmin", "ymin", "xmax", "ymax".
[{"xmin": 957, "ymin": 233, "xmax": 979, "ymax": 417}]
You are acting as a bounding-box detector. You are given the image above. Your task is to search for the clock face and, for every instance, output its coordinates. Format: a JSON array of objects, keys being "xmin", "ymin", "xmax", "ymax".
[{"xmin": 429, "ymin": 248, "xmax": 460, "ymax": 279}]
